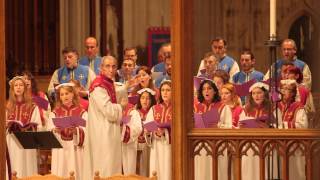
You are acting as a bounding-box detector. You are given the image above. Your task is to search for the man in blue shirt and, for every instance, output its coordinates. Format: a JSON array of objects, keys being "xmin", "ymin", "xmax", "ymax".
[
  {"xmin": 232, "ymin": 49, "xmax": 264, "ymax": 104},
  {"xmin": 48, "ymin": 47, "xmax": 96, "ymax": 97},
  {"xmin": 79, "ymin": 37, "xmax": 102, "ymax": 75},
  {"xmin": 264, "ymin": 39, "xmax": 312, "ymax": 89},
  {"xmin": 198, "ymin": 37, "xmax": 239, "ymax": 81},
  {"xmin": 155, "ymin": 52, "xmax": 172, "ymax": 88},
  {"xmin": 151, "ymin": 43, "xmax": 171, "ymax": 74}
]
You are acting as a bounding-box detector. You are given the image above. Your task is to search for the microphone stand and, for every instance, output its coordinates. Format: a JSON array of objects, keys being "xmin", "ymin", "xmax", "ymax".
[{"xmin": 265, "ymin": 35, "xmax": 281, "ymax": 180}]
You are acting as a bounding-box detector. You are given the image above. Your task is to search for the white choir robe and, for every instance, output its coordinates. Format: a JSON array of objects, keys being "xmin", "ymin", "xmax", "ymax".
[
  {"xmin": 121, "ymin": 109, "xmax": 143, "ymax": 175},
  {"xmin": 137, "ymin": 136, "xmax": 151, "ymax": 176},
  {"xmin": 276, "ymin": 108, "xmax": 308, "ymax": 180},
  {"xmin": 194, "ymin": 104, "xmax": 232, "ymax": 180},
  {"xmin": 145, "ymin": 108, "xmax": 171, "ymax": 180},
  {"xmin": 82, "ymin": 87, "xmax": 123, "ymax": 179},
  {"xmin": 6, "ymin": 107, "xmax": 42, "ymax": 179},
  {"xmin": 47, "ymin": 112, "xmax": 88, "ymax": 180},
  {"xmin": 238, "ymin": 111, "xmax": 260, "ymax": 180},
  {"xmin": 217, "ymin": 105, "xmax": 233, "ymax": 180}
]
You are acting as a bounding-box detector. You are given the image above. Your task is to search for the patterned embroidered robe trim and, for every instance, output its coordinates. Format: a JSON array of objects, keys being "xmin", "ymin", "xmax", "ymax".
[
  {"xmin": 89, "ymin": 74, "xmax": 117, "ymax": 103},
  {"xmin": 152, "ymin": 103, "xmax": 172, "ymax": 143},
  {"xmin": 137, "ymin": 108, "xmax": 150, "ymax": 143},
  {"xmin": 7, "ymin": 102, "xmax": 37, "ymax": 129},
  {"xmin": 53, "ymin": 105, "xmax": 85, "ymax": 145},
  {"xmin": 278, "ymin": 101, "xmax": 304, "ymax": 128},
  {"xmin": 230, "ymin": 105, "xmax": 243, "ymax": 128},
  {"xmin": 194, "ymin": 101, "xmax": 224, "ymax": 114},
  {"xmin": 122, "ymin": 103, "xmax": 135, "ymax": 143},
  {"xmin": 243, "ymin": 106, "xmax": 269, "ymax": 119}
]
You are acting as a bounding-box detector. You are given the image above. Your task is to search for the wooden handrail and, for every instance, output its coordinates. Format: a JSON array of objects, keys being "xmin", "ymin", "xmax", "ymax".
[
  {"xmin": 188, "ymin": 129, "xmax": 320, "ymax": 138},
  {"xmin": 187, "ymin": 129, "xmax": 320, "ymax": 180}
]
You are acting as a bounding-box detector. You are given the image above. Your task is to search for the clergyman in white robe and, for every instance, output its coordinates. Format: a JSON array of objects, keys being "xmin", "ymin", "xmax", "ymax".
[{"xmin": 82, "ymin": 83, "xmax": 123, "ymax": 179}]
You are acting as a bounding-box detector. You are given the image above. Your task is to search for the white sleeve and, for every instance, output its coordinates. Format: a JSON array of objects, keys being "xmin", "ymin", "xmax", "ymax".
[
  {"xmin": 47, "ymin": 112, "xmax": 56, "ymax": 131},
  {"xmin": 302, "ymin": 64, "xmax": 312, "ymax": 90},
  {"xmin": 274, "ymin": 109, "xmax": 283, "ymax": 129},
  {"xmin": 31, "ymin": 106, "xmax": 44, "ymax": 131},
  {"xmin": 122, "ymin": 110, "xmax": 143, "ymax": 143},
  {"xmin": 263, "ymin": 70, "xmax": 270, "ymax": 81},
  {"xmin": 305, "ymin": 92, "xmax": 315, "ymax": 114},
  {"xmin": 90, "ymin": 87, "xmax": 123, "ymax": 122},
  {"xmin": 145, "ymin": 107, "xmax": 155, "ymax": 124},
  {"xmin": 238, "ymin": 111, "xmax": 250, "ymax": 122},
  {"xmin": 295, "ymin": 108, "xmax": 308, "ymax": 128},
  {"xmin": 86, "ymin": 68, "xmax": 96, "ymax": 90},
  {"xmin": 229, "ymin": 61, "xmax": 240, "ymax": 82},
  {"xmin": 218, "ymin": 105, "xmax": 233, "ymax": 129},
  {"xmin": 47, "ymin": 70, "xmax": 59, "ymax": 95},
  {"xmin": 197, "ymin": 60, "xmax": 205, "ymax": 76}
]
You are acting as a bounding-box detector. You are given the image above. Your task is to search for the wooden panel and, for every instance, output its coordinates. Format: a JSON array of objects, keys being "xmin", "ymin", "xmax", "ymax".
[
  {"xmin": 0, "ymin": 0, "xmax": 5, "ymax": 178},
  {"xmin": 5, "ymin": 0, "xmax": 59, "ymax": 76},
  {"xmin": 171, "ymin": 0, "xmax": 194, "ymax": 179},
  {"xmin": 189, "ymin": 129, "xmax": 320, "ymax": 180}
]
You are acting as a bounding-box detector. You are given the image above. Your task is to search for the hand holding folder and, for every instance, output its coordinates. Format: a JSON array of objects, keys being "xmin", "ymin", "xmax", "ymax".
[
  {"xmin": 144, "ymin": 121, "xmax": 171, "ymax": 132},
  {"xmin": 194, "ymin": 108, "xmax": 220, "ymax": 128},
  {"xmin": 53, "ymin": 116, "xmax": 86, "ymax": 129},
  {"xmin": 234, "ymin": 79, "xmax": 257, "ymax": 97},
  {"xmin": 194, "ymin": 76, "xmax": 206, "ymax": 90},
  {"xmin": 6, "ymin": 120, "xmax": 38, "ymax": 133},
  {"xmin": 240, "ymin": 116, "xmax": 269, "ymax": 128},
  {"xmin": 128, "ymin": 95, "xmax": 139, "ymax": 105},
  {"xmin": 32, "ymin": 96, "xmax": 49, "ymax": 110},
  {"xmin": 121, "ymin": 115, "xmax": 131, "ymax": 125}
]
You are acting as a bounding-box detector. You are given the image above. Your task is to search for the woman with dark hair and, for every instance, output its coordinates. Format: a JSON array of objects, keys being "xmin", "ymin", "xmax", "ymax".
[
  {"xmin": 145, "ymin": 80, "xmax": 172, "ymax": 180},
  {"xmin": 22, "ymin": 71, "xmax": 51, "ymax": 129},
  {"xmin": 194, "ymin": 79, "xmax": 223, "ymax": 180},
  {"xmin": 239, "ymin": 82, "xmax": 270, "ymax": 180},
  {"xmin": 123, "ymin": 88, "xmax": 156, "ymax": 176},
  {"xmin": 240, "ymin": 82, "xmax": 271, "ymax": 122}
]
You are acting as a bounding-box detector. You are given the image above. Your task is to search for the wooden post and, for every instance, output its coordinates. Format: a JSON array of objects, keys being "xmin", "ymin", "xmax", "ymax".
[
  {"xmin": 171, "ymin": 0, "xmax": 193, "ymax": 179},
  {"xmin": 212, "ymin": 142, "xmax": 218, "ymax": 180},
  {"xmin": 260, "ymin": 155, "xmax": 265, "ymax": 180},
  {"xmin": 0, "ymin": 0, "xmax": 6, "ymax": 178}
]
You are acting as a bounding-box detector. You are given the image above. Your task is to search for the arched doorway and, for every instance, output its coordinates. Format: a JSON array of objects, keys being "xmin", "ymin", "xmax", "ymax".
[
  {"xmin": 288, "ymin": 14, "xmax": 319, "ymax": 91},
  {"xmin": 288, "ymin": 15, "xmax": 313, "ymax": 65}
]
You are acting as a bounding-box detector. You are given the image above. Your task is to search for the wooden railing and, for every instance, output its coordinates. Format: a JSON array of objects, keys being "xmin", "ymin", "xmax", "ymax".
[{"xmin": 187, "ymin": 129, "xmax": 320, "ymax": 180}]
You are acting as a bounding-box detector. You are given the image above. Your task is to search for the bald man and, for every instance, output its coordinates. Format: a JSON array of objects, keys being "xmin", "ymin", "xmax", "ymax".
[{"xmin": 79, "ymin": 37, "xmax": 102, "ymax": 75}]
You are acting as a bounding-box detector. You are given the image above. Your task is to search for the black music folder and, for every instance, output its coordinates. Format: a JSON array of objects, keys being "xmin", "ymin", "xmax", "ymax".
[{"xmin": 13, "ymin": 131, "xmax": 62, "ymax": 149}]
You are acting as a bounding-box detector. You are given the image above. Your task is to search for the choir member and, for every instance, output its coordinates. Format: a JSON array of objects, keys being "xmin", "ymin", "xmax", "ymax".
[
  {"xmin": 145, "ymin": 80, "xmax": 172, "ymax": 180},
  {"xmin": 6, "ymin": 76, "xmax": 42, "ymax": 177},
  {"xmin": 47, "ymin": 83, "xmax": 87, "ymax": 180}
]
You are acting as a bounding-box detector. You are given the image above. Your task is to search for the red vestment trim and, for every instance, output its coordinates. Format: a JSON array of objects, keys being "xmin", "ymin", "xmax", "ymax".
[{"xmin": 89, "ymin": 75, "xmax": 117, "ymax": 103}]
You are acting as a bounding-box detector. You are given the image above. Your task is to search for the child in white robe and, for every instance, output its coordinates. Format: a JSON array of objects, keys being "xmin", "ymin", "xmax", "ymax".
[{"xmin": 47, "ymin": 83, "xmax": 87, "ymax": 180}]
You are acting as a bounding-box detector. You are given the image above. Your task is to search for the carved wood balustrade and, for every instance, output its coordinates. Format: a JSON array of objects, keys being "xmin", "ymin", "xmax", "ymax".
[{"xmin": 187, "ymin": 129, "xmax": 320, "ymax": 180}]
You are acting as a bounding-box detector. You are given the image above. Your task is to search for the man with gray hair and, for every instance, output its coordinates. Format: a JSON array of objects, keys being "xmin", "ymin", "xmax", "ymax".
[{"xmin": 83, "ymin": 56, "xmax": 127, "ymax": 179}]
